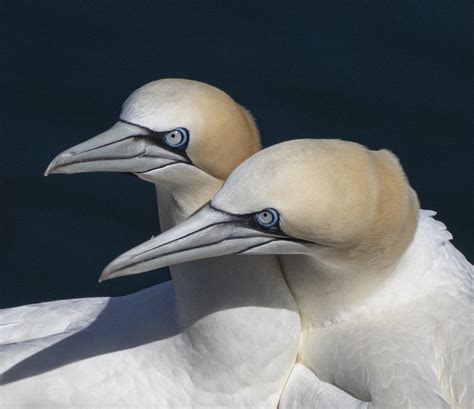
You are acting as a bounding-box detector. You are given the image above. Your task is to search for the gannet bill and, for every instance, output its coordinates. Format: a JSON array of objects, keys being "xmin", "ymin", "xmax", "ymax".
[
  {"xmin": 1, "ymin": 79, "xmax": 300, "ymax": 408},
  {"xmin": 103, "ymin": 139, "xmax": 473, "ymax": 409}
]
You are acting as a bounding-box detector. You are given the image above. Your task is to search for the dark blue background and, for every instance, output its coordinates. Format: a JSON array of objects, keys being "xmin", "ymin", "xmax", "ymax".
[{"xmin": 1, "ymin": 1, "xmax": 471, "ymax": 308}]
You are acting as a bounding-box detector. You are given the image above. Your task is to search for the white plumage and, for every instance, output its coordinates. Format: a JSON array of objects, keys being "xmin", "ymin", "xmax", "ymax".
[
  {"xmin": 3, "ymin": 210, "xmax": 470, "ymax": 408},
  {"xmin": 0, "ymin": 297, "xmax": 108, "ymax": 346}
]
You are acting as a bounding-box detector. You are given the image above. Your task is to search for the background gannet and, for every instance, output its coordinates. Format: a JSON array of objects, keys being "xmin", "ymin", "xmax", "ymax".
[
  {"xmin": 103, "ymin": 139, "xmax": 473, "ymax": 409},
  {"xmin": 1, "ymin": 79, "xmax": 300, "ymax": 408}
]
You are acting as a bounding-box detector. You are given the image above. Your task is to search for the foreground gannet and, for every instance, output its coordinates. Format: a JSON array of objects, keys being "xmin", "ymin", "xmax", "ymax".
[
  {"xmin": 1, "ymin": 79, "xmax": 300, "ymax": 408},
  {"xmin": 103, "ymin": 139, "xmax": 473, "ymax": 409}
]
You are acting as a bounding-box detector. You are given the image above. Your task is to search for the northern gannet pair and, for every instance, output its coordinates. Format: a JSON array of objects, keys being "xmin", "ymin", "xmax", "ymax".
[{"xmin": 1, "ymin": 79, "xmax": 472, "ymax": 408}]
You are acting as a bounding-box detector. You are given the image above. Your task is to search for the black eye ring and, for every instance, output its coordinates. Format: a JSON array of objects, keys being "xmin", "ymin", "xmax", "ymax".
[
  {"xmin": 163, "ymin": 128, "xmax": 189, "ymax": 148},
  {"xmin": 255, "ymin": 208, "xmax": 279, "ymax": 229}
]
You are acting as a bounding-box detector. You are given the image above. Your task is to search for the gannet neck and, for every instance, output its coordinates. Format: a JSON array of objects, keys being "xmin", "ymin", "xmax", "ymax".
[
  {"xmin": 152, "ymin": 164, "xmax": 223, "ymax": 231},
  {"xmin": 151, "ymin": 174, "xmax": 300, "ymax": 404},
  {"xmin": 154, "ymin": 177, "xmax": 299, "ymax": 330},
  {"xmin": 279, "ymin": 254, "xmax": 399, "ymax": 329},
  {"xmin": 289, "ymin": 210, "xmax": 473, "ymax": 407}
]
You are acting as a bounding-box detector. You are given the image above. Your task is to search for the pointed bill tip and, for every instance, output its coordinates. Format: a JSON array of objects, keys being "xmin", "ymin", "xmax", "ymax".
[
  {"xmin": 98, "ymin": 264, "xmax": 117, "ymax": 283},
  {"xmin": 98, "ymin": 269, "xmax": 114, "ymax": 283},
  {"xmin": 98, "ymin": 255, "xmax": 133, "ymax": 282},
  {"xmin": 44, "ymin": 162, "xmax": 55, "ymax": 177},
  {"xmin": 44, "ymin": 151, "xmax": 74, "ymax": 176}
]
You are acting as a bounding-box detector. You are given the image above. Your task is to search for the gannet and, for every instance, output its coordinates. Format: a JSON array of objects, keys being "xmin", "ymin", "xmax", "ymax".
[
  {"xmin": 1, "ymin": 79, "xmax": 301, "ymax": 408},
  {"xmin": 103, "ymin": 139, "xmax": 473, "ymax": 409}
]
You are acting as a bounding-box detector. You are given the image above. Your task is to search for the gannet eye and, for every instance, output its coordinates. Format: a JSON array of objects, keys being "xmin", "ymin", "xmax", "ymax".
[
  {"xmin": 164, "ymin": 128, "xmax": 189, "ymax": 148},
  {"xmin": 255, "ymin": 208, "xmax": 279, "ymax": 228}
]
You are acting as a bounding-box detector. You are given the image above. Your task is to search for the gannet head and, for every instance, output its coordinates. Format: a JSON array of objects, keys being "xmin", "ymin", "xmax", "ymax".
[
  {"xmin": 45, "ymin": 78, "xmax": 260, "ymax": 182},
  {"xmin": 100, "ymin": 139, "xmax": 420, "ymax": 281}
]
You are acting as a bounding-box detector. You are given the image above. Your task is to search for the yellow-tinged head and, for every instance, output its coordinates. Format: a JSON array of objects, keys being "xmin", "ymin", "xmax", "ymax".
[
  {"xmin": 212, "ymin": 139, "xmax": 419, "ymax": 270},
  {"xmin": 45, "ymin": 78, "xmax": 260, "ymax": 182}
]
